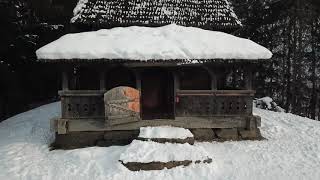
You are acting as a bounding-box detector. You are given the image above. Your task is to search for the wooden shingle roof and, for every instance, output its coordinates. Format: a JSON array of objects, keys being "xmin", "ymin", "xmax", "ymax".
[{"xmin": 71, "ymin": 0, "xmax": 242, "ymax": 31}]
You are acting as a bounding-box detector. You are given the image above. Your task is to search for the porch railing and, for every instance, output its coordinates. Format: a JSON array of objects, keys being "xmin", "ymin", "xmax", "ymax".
[
  {"xmin": 59, "ymin": 90, "xmax": 255, "ymax": 120},
  {"xmin": 59, "ymin": 90, "xmax": 105, "ymax": 119},
  {"xmin": 175, "ymin": 90, "xmax": 255, "ymax": 116}
]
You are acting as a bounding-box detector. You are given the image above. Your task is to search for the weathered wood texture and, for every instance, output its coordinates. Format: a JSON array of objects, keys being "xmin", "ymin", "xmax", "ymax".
[
  {"xmin": 59, "ymin": 90, "xmax": 105, "ymax": 119},
  {"xmin": 176, "ymin": 90, "xmax": 254, "ymax": 116},
  {"xmin": 104, "ymin": 86, "xmax": 140, "ymax": 125},
  {"xmin": 59, "ymin": 89, "xmax": 254, "ymax": 120},
  {"xmin": 64, "ymin": 116, "xmax": 259, "ymax": 132}
]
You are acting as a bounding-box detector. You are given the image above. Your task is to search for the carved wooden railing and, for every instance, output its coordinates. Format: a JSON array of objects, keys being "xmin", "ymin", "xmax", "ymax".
[
  {"xmin": 59, "ymin": 90, "xmax": 105, "ymax": 119},
  {"xmin": 59, "ymin": 90, "xmax": 255, "ymax": 120},
  {"xmin": 175, "ymin": 90, "xmax": 255, "ymax": 117}
]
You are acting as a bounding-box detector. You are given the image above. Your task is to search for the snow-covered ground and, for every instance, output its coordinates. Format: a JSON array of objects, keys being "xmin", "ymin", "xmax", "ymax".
[
  {"xmin": 0, "ymin": 102, "xmax": 319, "ymax": 180},
  {"xmin": 119, "ymin": 140, "xmax": 210, "ymax": 163}
]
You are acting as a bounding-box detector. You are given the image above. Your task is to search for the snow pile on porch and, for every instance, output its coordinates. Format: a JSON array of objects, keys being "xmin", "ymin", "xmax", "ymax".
[
  {"xmin": 36, "ymin": 24, "xmax": 272, "ymax": 61},
  {"xmin": 1, "ymin": 102, "xmax": 320, "ymax": 179},
  {"xmin": 138, "ymin": 126, "xmax": 193, "ymax": 139},
  {"xmin": 119, "ymin": 140, "xmax": 209, "ymax": 163}
]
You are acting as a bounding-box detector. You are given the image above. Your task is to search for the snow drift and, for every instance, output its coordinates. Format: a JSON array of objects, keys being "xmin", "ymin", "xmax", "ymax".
[
  {"xmin": 36, "ymin": 24, "xmax": 272, "ymax": 61},
  {"xmin": 0, "ymin": 102, "xmax": 319, "ymax": 180}
]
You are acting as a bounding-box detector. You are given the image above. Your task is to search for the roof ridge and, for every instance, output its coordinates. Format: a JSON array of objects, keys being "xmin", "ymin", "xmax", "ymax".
[{"xmin": 70, "ymin": 0, "xmax": 242, "ymax": 32}]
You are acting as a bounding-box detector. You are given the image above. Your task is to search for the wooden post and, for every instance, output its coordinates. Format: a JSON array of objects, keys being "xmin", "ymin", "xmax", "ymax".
[
  {"xmin": 100, "ymin": 71, "xmax": 106, "ymax": 91},
  {"xmin": 203, "ymin": 66, "xmax": 217, "ymax": 90},
  {"xmin": 210, "ymin": 70, "xmax": 217, "ymax": 90},
  {"xmin": 173, "ymin": 71, "xmax": 180, "ymax": 90},
  {"xmin": 133, "ymin": 70, "xmax": 141, "ymax": 91},
  {"xmin": 62, "ymin": 71, "xmax": 69, "ymax": 91},
  {"xmin": 132, "ymin": 69, "xmax": 142, "ymax": 118},
  {"xmin": 245, "ymin": 67, "xmax": 253, "ymax": 90},
  {"xmin": 172, "ymin": 70, "xmax": 180, "ymax": 119}
]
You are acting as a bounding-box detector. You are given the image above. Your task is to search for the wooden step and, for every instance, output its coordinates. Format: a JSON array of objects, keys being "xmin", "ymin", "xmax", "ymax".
[{"xmin": 119, "ymin": 140, "xmax": 213, "ymax": 171}]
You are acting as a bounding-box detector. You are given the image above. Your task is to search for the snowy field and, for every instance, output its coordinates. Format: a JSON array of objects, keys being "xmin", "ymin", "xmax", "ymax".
[{"xmin": 0, "ymin": 102, "xmax": 319, "ymax": 180}]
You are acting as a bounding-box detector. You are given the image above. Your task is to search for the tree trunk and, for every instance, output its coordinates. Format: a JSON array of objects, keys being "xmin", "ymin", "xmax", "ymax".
[
  {"xmin": 285, "ymin": 16, "xmax": 294, "ymax": 112},
  {"xmin": 310, "ymin": 15, "xmax": 318, "ymax": 120}
]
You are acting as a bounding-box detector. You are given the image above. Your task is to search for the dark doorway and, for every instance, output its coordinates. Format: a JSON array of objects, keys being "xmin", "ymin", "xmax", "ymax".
[
  {"xmin": 106, "ymin": 66, "xmax": 136, "ymax": 90},
  {"xmin": 141, "ymin": 68, "xmax": 174, "ymax": 120}
]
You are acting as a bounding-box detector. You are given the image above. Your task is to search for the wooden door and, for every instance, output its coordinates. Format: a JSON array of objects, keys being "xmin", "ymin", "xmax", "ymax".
[{"xmin": 104, "ymin": 86, "xmax": 140, "ymax": 125}]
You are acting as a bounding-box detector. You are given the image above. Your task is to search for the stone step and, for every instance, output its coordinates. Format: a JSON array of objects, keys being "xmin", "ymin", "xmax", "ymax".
[
  {"xmin": 119, "ymin": 140, "xmax": 213, "ymax": 171},
  {"xmin": 136, "ymin": 136, "xmax": 195, "ymax": 145},
  {"xmin": 121, "ymin": 158, "xmax": 213, "ymax": 171},
  {"xmin": 137, "ymin": 126, "xmax": 195, "ymax": 144}
]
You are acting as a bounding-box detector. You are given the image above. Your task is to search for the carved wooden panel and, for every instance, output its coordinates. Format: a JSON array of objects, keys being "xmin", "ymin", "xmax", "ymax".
[
  {"xmin": 176, "ymin": 94, "xmax": 253, "ymax": 117},
  {"xmin": 60, "ymin": 91, "xmax": 105, "ymax": 119}
]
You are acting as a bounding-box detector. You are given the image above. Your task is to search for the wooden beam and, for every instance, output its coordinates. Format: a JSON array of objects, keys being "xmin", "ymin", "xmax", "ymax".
[
  {"xmin": 64, "ymin": 116, "xmax": 250, "ymax": 132},
  {"xmin": 176, "ymin": 90, "xmax": 255, "ymax": 96},
  {"xmin": 58, "ymin": 90, "xmax": 105, "ymax": 96}
]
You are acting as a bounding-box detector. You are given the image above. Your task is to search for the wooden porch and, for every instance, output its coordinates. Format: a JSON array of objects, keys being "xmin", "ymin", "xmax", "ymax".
[
  {"xmin": 55, "ymin": 63, "xmax": 260, "ymax": 134},
  {"xmin": 56, "ymin": 89, "xmax": 259, "ymax": 134}
]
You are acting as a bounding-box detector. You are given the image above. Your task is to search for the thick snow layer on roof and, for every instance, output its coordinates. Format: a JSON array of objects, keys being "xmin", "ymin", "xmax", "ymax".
[
  {"xmin": 138, "ymin": 126, "xmax": 194, "ymax": 139},
  {"xmin": 0, "ymin": 102, "xmax": 320, "ymax": 179},
  {"xmin": 119, "ymin": 140, "xmax": 210, "ymax": 163},
  {"xmin": 36, "ymin": 24, "xmax": 272, "ymax": 61}
]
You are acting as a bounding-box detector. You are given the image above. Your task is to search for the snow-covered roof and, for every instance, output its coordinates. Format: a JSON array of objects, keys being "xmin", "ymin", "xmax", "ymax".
[
  {"xmin": 36, "ymin": 24, "xmax": 273, "ymax": 62},
  {"xmin": 71, "ymin": 0, "xmax": 242, "ymax": 31}
]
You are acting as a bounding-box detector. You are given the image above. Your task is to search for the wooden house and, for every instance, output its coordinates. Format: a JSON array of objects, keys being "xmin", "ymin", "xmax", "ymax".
[{"xmin": 36, "ymin": 0, "xmax": 272, "ymax": 148}]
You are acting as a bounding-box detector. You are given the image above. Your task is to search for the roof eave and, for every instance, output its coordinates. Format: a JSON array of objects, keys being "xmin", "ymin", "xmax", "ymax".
[{"xmin": 37, "ymin": 58, "xmax": 271, "ymax": 66}]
